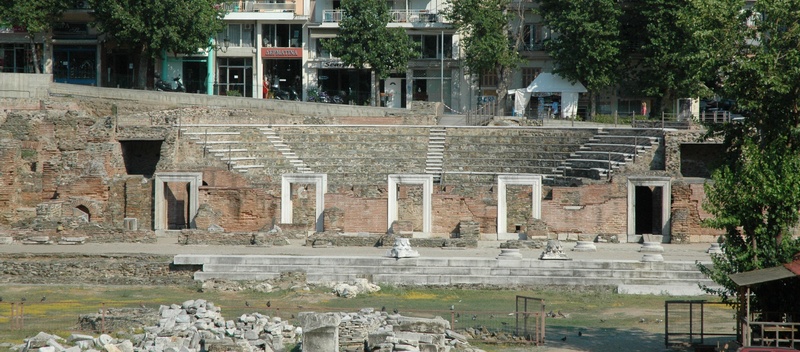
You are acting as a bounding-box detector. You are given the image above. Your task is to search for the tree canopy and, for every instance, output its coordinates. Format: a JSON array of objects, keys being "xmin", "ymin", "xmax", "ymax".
[
  {"xmin": 444, "ymin": 0, "xmax": 522, "ymax": 114},
  {"xmin": 699, "ymin": 0, "xmax": 800, "ymax": 314},
  {"xmin": 0, "ymin": 0, "xmax": 72, "ymax": 73},
  {"xmin": 89, "ymin": 0, "xmax": 225, "ymax": 88},
  {"xmin": 323, "ymin": 0, "xmax": 418, "ymax": 105},
  {"xmin": 536, "ymin": 0, "xmax": 622, "ymax": 118}
]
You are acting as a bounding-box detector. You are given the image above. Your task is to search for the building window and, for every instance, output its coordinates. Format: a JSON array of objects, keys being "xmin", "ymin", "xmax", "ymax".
[
  {"xmin": 523, "ymin": 23, "xmax": 549, "ymax": 51},
  {"xmin": 410, "ymin": 34, "xmax": 453, "ymax": 59},
  {"xmin": 481, "ymin": 72, "xmax": 498, "ymax": 87},
  {"xmin": 219, "ymin": 23, "xmax": 254, "ymax": 47},
  {"xmin": 263, "ymin": 24, "xmax": 302, "ymax": 47},
  {"xmin": 314, "ymin": 39, "xmax": 333, "ymax": 59},
  {"xmin": 217, "ymin": 57, "xmax": 253, "ymax": 97},
  {"xmin": 522, "ymin": 67, "xmax": 541, "ymax": 85}
]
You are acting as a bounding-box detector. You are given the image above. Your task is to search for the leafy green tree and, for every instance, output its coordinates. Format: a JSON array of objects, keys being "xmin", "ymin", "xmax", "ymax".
[
  {"xmin": 323, "ymin": 0, "xmax": 418, "ymax": 106},
  {"xmin": 444, "ymin": 0, "xmax": 522, "ymax": 115},
  {"xmin": 619, "ymin": 0, "xmax": 734, "ymax": 115},
  {"xmin": 0, "ymin": 0, "xmax": 72, "ymax": 73},
  {"xmin": 89, "ymin": 0, "xmax": 225, "ymax": 89},
  {"xmin": 536, "ymin": 0, "xmax": 622, "ymax": 118},
  {"xmin": 700, "ymin": 0, "xmax": 800, "ymax": 314}
]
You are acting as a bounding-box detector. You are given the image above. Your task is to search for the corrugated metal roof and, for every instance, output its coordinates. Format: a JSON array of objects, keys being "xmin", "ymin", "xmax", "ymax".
[
  {"xmin": 784, "ymin": 261, "xmax": 800, "ymax": 276},
  {"xmin": 729, "ymin": 266, "xmax": 797, "ymax": 287}
]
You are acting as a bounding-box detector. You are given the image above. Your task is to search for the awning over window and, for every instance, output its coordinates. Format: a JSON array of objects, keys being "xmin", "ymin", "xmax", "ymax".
[{"xmin": 309, "ymin": 29, "xmax": 338, "ymax": 39}]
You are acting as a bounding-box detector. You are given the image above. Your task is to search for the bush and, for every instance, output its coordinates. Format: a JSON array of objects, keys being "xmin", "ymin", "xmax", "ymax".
[{"xmin": 589, "ymin": 114, "xmax": 633, "ymax": 124}]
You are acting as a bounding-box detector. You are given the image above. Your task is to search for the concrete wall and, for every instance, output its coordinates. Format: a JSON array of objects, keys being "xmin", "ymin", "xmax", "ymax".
[
  {"xmin": 48, "ymin": 83, "xmax": 439, "ymax": 118},
  {"xmin": 0, "ymin": 73, "xmax": 51, "ymax": 99}
]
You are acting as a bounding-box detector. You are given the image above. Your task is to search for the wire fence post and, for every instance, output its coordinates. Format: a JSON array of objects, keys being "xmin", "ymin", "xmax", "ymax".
[{"xmin": 101, "ymin": 302, "xmax": 107, "ymax": 334}]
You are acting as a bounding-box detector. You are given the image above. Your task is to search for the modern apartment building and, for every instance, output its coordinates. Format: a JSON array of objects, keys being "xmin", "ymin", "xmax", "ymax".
[
  {"xmin": 207, "ymin": 0, "xmax": 464, "ymax": 109},
  {"xmin": 0, "ymin": 2, "xmax": 100, "ymax": 86}
]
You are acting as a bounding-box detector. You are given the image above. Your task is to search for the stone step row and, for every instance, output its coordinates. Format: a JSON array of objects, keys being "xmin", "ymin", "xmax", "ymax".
[
  {"xmin": 174, "ymin": 255, "xmax": 715, "ymax": 292},
  {"xmin": 198, "ymin": 263, "xmax": 709, "ymax": 280}
]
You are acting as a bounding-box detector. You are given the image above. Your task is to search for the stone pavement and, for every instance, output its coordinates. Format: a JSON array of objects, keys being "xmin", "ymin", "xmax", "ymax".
[{"xmin": 0, "ymin": 236, "xmax": 716, "ymax": 264}]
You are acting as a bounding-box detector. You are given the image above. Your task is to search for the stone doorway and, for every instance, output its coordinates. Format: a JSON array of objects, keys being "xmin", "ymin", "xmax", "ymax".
[
  {"xmin": 154, "ymin": 172, "xmax": 202, "ymax": 235},
  {"xmin": 627, "ymin": 177, "xmax": 671, "ymax": 243},
  {"xmin": 281, "ymin": 174, "xmax": 327, "ymax": 233},
  {"xmin": 497, "ymin": 174, "xmax": 542, "ymax": 240},
  {"xmin": 387, "ymin": 175, "xmax": 433, "ymax": 235}
]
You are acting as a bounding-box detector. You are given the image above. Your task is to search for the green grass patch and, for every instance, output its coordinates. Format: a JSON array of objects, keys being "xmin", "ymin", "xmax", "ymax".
[{"xmin": 0, "ymin": 284, "xmax": 731, "ymax": 350}]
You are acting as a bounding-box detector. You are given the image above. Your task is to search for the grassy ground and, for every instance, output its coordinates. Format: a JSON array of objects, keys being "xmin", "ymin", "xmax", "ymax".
[{"xmin": 0, "ymin": 284, "xmax": 737, "ymax": 352}]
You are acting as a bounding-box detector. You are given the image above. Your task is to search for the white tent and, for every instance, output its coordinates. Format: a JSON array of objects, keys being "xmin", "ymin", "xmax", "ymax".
[{"xmin": 509, "ymin": 73, "xmax": 587, "ymax": 118}]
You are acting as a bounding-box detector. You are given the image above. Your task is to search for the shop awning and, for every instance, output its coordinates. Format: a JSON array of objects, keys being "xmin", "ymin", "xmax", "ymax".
[{"xmin": 309, "ymin": 29, "xmax": 338, "ymax": 39}]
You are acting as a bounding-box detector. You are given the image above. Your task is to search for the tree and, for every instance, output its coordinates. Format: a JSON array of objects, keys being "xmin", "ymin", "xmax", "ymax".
[
  {"xmin": 323, "ymin": 0, "xmax": 418, "ymax": 106},
  {"xmin": 444, "ymin": 0, "xmax": 522, "ymax": 115},
  {"xmin": 618, "ymin": 0, "xmax": 729, "ymax": 115},
  {"xmin": 0, "ymin": 0, "xmax": 72, "ymax": 73},
  {"xmin": 536, "ymin": 0, "xmax": 622, "ymax": 119},
  {"xmin": 700, "ymin": 0, "xmax": 800, "ymax": 314},
  {"xmin": 89, "ymin": 0, "xmax": 225, "ymax": 89}
]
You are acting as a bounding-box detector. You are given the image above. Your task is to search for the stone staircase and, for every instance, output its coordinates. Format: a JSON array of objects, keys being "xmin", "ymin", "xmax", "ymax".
[
  {"xmin": 173, "ymin": 254, "xmax": 717, "ymax": 295},
  {"xmin": 180, "ymin": 125, "xmax": 665, "ymax": 185},
  {"xmin": 440, "ymin": 128, "xmax": 598, "ymax": 186},
  {"xmin": 181, "ymin": 125, "xmax": 299, "ymax": 175},
  {"xmin": 260, "ymin": 127, "xmax": 313, "ymax": 173},
  {"xmin": 425, "ymin": 127, "xmax": 446, "ymax": 182},
  {"xmin": 556, "ymin": 128, "xmax": 662, "ymax": 179}
]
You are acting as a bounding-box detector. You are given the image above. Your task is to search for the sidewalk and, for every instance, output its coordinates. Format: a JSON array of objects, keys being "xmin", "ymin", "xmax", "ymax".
[{"xmin": 0, "ymin": 236, "xmax": 716, "ymax": 263}]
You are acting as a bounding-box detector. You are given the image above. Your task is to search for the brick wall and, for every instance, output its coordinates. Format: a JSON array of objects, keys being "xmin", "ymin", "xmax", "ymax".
[{"xmin": 0, "ymin": 95, "xmax": 733, "ymax": 243}]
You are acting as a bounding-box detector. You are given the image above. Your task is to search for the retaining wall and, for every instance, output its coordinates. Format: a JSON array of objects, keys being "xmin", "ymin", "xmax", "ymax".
[{"xmin": 0, "ymin": 73, "xmax": 51, "ymax": 99}]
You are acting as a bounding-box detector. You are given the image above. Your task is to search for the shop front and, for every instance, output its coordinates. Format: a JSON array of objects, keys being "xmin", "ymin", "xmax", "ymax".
[
  {"xmin": 162, "ymin": 53, "xmax": 210, "ymax": 94},
  {"xmin": 53, "ymin": 45, "xmax": 96, "ymax": 85},
  {"xmin": 216, "ymin": 57, "xmax": 253, "ymax": 96},
  {"xmin": 262, "ymin": 47, "xmax": 302, "ymax": 99},
  {"xmin": 317, "ymin": 61, "xmax": 371, "ymax": 105}
]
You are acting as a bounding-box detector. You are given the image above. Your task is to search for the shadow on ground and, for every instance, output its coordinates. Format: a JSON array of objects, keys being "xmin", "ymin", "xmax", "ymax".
[{"xmin": 527, "ymin": 326, "xmax": 694, "ymax": 352}]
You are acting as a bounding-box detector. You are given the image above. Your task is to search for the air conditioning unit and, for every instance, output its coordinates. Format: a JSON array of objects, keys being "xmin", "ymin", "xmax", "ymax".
[{"xmin": 75, "ymin": 0, "xmax": 90, "ymax": 9}]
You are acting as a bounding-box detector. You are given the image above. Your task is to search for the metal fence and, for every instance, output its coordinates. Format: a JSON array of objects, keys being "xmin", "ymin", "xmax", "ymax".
[{"xmin": 664, "ymin": 300, "xmax": 738, "ymax": 348}]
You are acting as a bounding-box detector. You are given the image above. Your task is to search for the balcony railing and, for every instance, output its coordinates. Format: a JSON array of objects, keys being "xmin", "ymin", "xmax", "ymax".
[
  {"xmin": 223, "ymin": 0, "xmax": 295, "ymax": 13},
  {"xmin": 322, "ymin": 9, "xmax": 442, "ymax": 23},
  {"xmin": 521, "ymin": 43, "xmax": 545, "ymax": 52},
  {"xmin": 390, "ymin": 10, "xmax": 440, "ymax": 23}
]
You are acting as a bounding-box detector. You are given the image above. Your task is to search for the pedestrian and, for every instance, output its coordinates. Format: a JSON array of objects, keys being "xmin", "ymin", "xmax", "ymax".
[
  {"xmin": 641, "ymin": 101, "xmax": 648, "ymax": 117},
  {"xmin": 263, "ymin": 77, "xmax": 270, "ymax": 99},
  {"xmin": 552, "ymin": 100, "xmax": 559, "ymax": 118}
]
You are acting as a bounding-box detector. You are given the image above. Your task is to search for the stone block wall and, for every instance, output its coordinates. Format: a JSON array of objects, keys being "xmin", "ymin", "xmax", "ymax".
[
  {"xmin": 0, "ymin": 94, "xmax": 732, "ymax": 243},
  {"xmin": 0, "ymin": 253, "xmax": 188, "ymax": 285},
  {"xmin": 670, "ymin": 180, "xmax": 723, "ymax": 243}
]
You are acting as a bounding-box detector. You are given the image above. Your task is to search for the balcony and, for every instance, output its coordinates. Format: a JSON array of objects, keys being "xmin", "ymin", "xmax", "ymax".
[
  {"xmin": 391, "ymin": 10, "xmax": 441, "ymax": 23},
  {"xmin": 521, "ymin": 43, "xmax": 545, "ymax": 52},
  {"xmin": 321, "ymin": 9, "xmax": 442, "ymax": 23},
  {"xmin": 223, "ymin": 0, "xmax": 296, "ymax": 13}
]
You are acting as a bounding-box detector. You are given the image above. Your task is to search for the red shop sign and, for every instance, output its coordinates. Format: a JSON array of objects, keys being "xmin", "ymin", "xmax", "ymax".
[{"xmin": 261, "ymin": 47, "xmax": 302, "ymax": 58}]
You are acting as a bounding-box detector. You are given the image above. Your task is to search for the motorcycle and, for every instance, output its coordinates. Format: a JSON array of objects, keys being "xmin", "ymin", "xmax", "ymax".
[
  {"xmin": 309, "ymin": 89, "xmax": 332, "ymax": 103},
  {"xmin": 155, "ymin": 76, "xmax": 186, "ymax": 92},
  {"xmin": 331, "ymin": 90, "xmax": 345, "ymax": 104},
  {"xmin": 272, "ymin": 85, "xmax": 300, "ymax": 101}
]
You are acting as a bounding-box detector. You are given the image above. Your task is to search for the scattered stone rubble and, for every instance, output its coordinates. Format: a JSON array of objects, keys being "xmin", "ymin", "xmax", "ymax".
[
  {"xmin": 14, "ymin": 300, "xmax": 487, "ymax": 352},
  {"xmin": 300, "ymin": 309, "xmax": 486, "ymax": 352},
  {"xmin": 14, "ymin": 299, "xmax": 300, "ymax": 352},
  {"xmin": 329, "ymin": 278, "xmax": 382, "ymax": 298}
]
